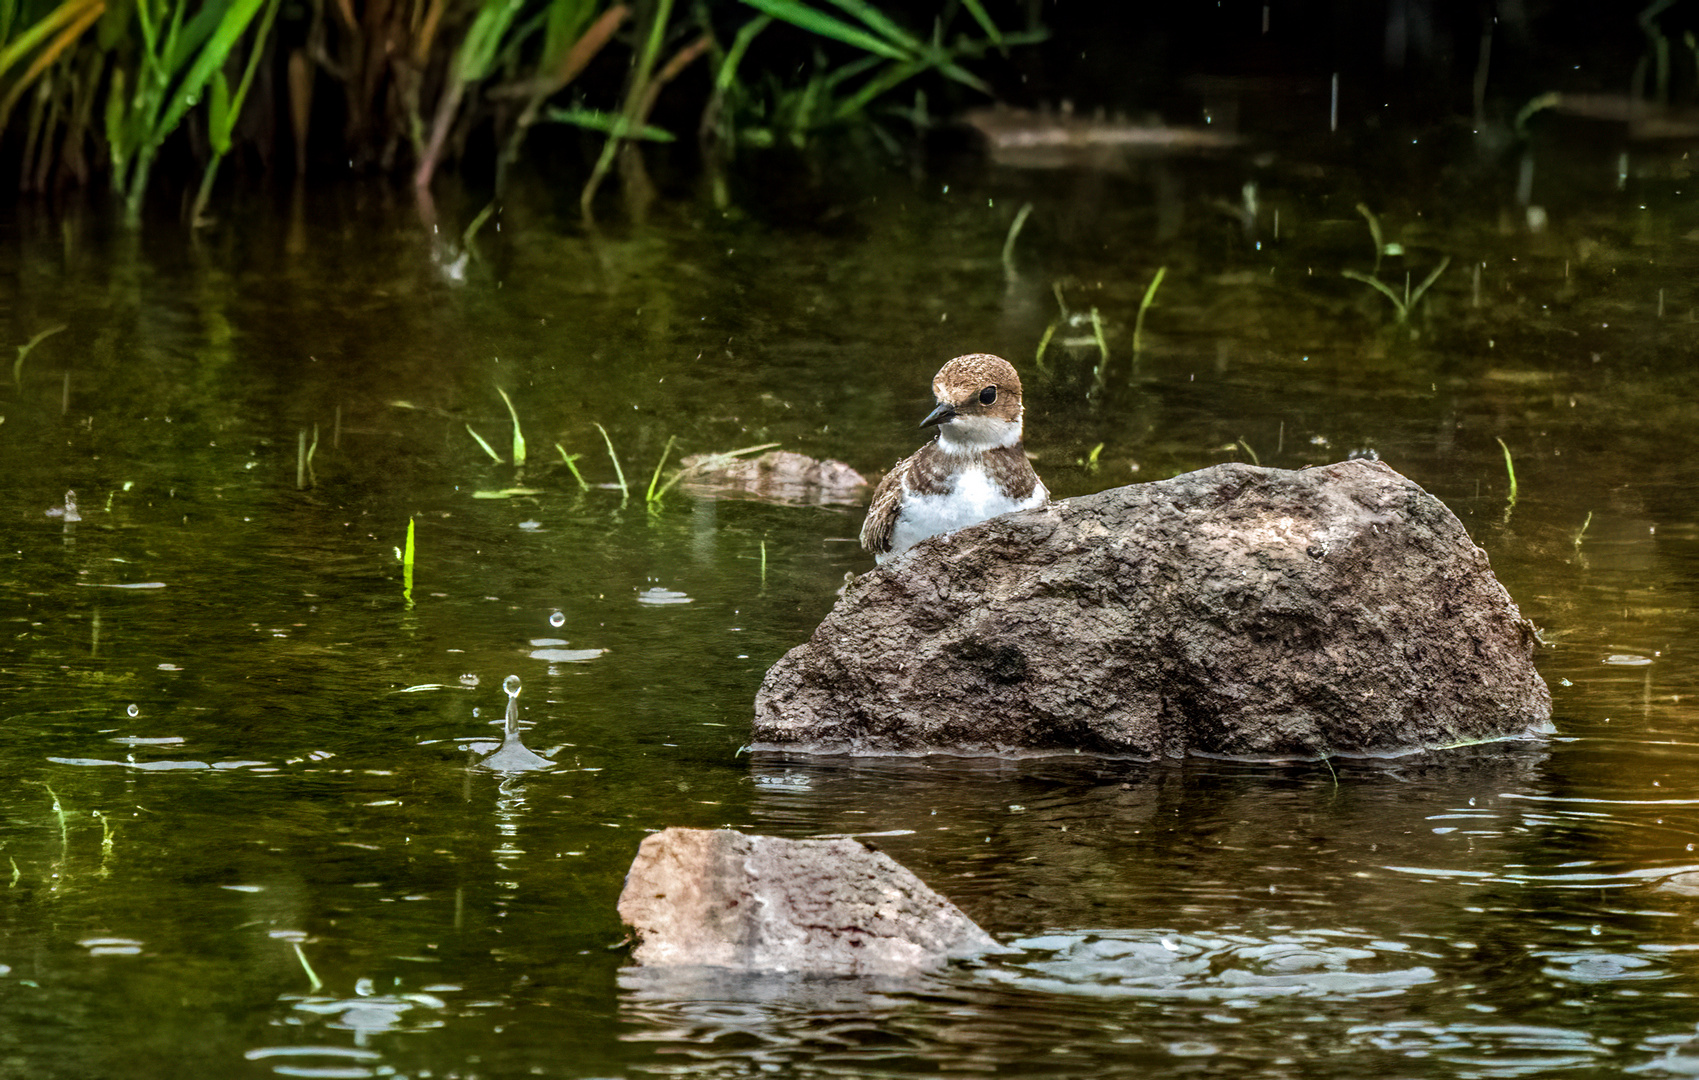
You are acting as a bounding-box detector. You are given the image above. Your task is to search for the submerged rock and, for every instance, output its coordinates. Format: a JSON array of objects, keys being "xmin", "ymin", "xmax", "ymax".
[
  {"xmin": 678, "ymin": 450, "xmax": 868, "ymax": 506},
  {"xmin": 617, "ymin": 827, "xmax": 1004, "ymax": 975},
  {"xmin": 754, "ymin": 460, "xmax": 1552, "ymax": 759}
]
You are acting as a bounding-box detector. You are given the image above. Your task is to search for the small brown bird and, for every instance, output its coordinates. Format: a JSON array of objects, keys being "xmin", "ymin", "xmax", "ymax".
[{"xmin": 860, "ymin": 353, "xmax": 1048, "ymax": 563}]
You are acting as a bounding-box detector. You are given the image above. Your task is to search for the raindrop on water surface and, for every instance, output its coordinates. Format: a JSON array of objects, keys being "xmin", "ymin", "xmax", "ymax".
[
  {"xmin": 549, "ymin": 610, "xmax": 565, "ymax": 628},
  {"xmin": 126, "ymin": 704, "xmax": 139, "ymax": 718},
  {"xmin": 503, "ymin": 675, "xmax": 521, "ymax": 698}
]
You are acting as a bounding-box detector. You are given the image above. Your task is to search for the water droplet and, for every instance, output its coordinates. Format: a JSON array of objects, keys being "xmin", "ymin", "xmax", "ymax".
[
  {"xmin": 549, "ymin": 610, "xmax": 565, "ymax": 628},
  {"xmin": 126, "ymin": 704, "xmax": 139, "ymax": 718},
  {"xmin": 472, "ymin": 708, "xmax": 480, "ymax": 718},
  {"xmin": 503, "ymin": 675, "xmax": 521, "ymax": 698}
]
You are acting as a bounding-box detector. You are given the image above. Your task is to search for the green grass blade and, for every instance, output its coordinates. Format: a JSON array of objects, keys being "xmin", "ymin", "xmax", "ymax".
[
  {"xmin": 644, "ymin": 434, "xmax": 677, "ymax": 503},
  {"xmin": 495, "ymin": 386, "xmax": 526, "ymax": 467},
  {"xmin": 831, "ymin": 57, "xmax": 926, "ymax": 120},
  {"xmin": 543, "ymin": 105, "xmax": 676, "ymax": 141},
  {"xmin": 554, "ymin": 443, "xmax": 590, "ymax": 490},
  {"xmin": 1341, "ymin": 269, "xmax": 1407, "ymax": 320},
  {"xmin": 0, "ymin": 0, "xmax": 98, "ymax": 83},
  {"xmin": 816, "ymin": 0, "xmax": 921, "ymax": 52},
  {"xmin": 718, "ymin": 13, "xmax": 772, "ymax": 93},
  {"xmin": 957, "ymin": 0, "xmax": 1004, "ymax": 50},
  {"xmin": 936, "ymin": 59, "xmax": 990, "ymax": 93},
  {"xmin": 1408, "ymin": 256, "xmax": 1452, "ymax": 308},
  {"xmin": 155, "ymin": 0, "xmax": 270, "ymax": 141},
  {"xmin": 1001, "ymin": 201, "xmax": 1032, "ymax": 278},
  {"xmin": 1497, "ymin": 437, "xmax": 1518, "ymax": 508},
  {"xmin": 220, "ymin": 0, "xmax": 279, "ymax": 142},
  {"xmin": 13, "ymin": 322, "xmax": 66, "ymax": 386},
  {"xmin": 1132, "ymin": 265, "xmax": 1166, "ymax": 355},
  {"xmin": 541, "ymin": 0, "xmax": 596, "ymax": 65},
  {"xmin": 462, "ymin": 201, "xmax": 495, "ymax": 249},
  {"xmin": 1356, "ymin": 203, "xmax": 1384, "ymax": 272},
  {"xmin": 1034, "ymin": 321, "xmax": 1055, "ymax": 370},
  {"xmin": 455, "ymin": 0, "xmax": 527, "ymax": 83},
  {"xmin": 593, "ymin": 422, "xmax": 628, "ymax": 500},
  {"xmin": 741, "ymin": 0, "xmax": 910, "ymax": 61},
  {"xmin": 466, "ymin": 424, "xmax": 504, "ymax": 463},
  {"xmin": 402, "ymin": 517, "xmax": 415, "ymax": 606},
  {"xmin": 207, "ymin": 69, "xmax": 230, "ymax": 152}
]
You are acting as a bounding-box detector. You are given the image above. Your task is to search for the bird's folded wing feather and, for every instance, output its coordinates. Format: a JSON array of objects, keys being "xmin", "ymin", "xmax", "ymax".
[{"xmin": 859, "ymin": 465, "xmax": 906, "ymax": 553}]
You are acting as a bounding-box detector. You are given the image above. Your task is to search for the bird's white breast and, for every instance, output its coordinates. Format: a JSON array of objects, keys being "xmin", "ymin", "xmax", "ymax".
[{"xmin": 884, "ymin": 465, "xmax": 1047, "ymax": 561}]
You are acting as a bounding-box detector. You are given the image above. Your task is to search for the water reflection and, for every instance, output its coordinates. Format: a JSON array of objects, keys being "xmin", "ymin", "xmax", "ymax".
[{"xmin": 16, "ymin": 119, "xmax": 1699, "ymax": 1077}]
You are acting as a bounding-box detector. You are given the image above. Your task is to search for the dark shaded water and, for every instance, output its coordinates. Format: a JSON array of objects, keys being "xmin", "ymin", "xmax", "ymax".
[{"xmin": 9, "ymin": 119, "xmax": 1699, "ymax": 1078}]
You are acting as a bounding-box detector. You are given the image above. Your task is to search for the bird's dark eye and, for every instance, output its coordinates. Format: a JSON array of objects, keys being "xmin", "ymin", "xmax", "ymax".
[{"xmin": 979, "ymin": 386, "xmax": 997, "ymax": 406}]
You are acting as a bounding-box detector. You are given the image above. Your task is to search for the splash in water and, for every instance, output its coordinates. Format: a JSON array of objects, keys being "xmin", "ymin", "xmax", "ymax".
[
  {"xmin": 476, "ymin": 675, "xmax": 553, "ymax": 773},
  {"xmin": 44, "ymin": 490, "xmax": 80, "ymax": 522}
]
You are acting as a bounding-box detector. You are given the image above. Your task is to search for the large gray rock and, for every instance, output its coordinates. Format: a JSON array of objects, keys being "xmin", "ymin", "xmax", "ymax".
[
  {"xmin": 754, "ymin": 460, "xmax": 1552, "ymax": 759},
  {"xmin": 617, "ymin": 827, "xmax": 1004, "ymax": 975}
]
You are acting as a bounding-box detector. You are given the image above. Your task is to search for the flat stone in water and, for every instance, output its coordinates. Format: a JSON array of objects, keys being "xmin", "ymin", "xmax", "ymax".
[{"xmin": 618, "ymin": 827, "xmax": 1006, "ymax": 976}]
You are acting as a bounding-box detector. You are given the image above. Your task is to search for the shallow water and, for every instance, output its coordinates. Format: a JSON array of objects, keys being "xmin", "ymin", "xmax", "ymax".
[{"xmin": 7, "ymin": 120, "xmax": 1699, "ymax": 1077}]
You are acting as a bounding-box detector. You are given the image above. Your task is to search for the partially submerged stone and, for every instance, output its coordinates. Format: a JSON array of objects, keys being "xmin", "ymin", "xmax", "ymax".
[
  {"xmin": 678, "ymin": 450, "xmax": 868, "ymax": 506},
  {"xmin": 617, "ymin": 827, "xmax": 1004, "ymax": 975},
  {"xmin": 754, "ymin": 460, "xmax": 1552, "ymax": 759}
]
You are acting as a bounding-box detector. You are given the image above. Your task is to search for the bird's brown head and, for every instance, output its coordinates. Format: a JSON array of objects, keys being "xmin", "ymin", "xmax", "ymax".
[{"xmin": 922, "ymin": 353, "xmax": 1026, "ymax": 451}]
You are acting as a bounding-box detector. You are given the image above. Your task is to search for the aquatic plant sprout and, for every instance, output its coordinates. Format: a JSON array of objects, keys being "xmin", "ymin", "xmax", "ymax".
[
  {"xmin": 402, "ymin": 518, "xmax": 416, "ymax": 607},
  {"xmin": 496, "ymin": 385, "xmax": 527, "ymax": 468},
  {"xmin": 1497, "ymin": 437, "xmax": 1518, "ymax": 523},
  {"xmin": 1132, "ymin": 266, "xmax": 1167, "ymax": 357},
  {"xmin": 645, "ymin": 435, "xmax": 677, "ymax": 505},
  {"xmin": 592, "ymin": 422, "xmax": 629, "ymax": 500},
  {"xmin": 555, "ymin": 444, "xmax": 591, "ymax": 491},
  {"xmin": 1342, "ymin": 257, "xmax": 1450, "ymax": 326}
]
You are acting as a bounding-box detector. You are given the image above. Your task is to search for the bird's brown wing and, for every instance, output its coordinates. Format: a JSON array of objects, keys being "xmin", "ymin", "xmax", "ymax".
[{"xmin": 860, "ymin": 463, "xmax": 907, "ymax": 554}]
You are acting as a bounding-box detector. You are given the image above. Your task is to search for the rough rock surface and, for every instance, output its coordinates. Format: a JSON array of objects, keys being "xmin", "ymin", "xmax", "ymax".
[
  {"xmin": 617, "ymin": 827, "xmax": 1003, "ymax": 975},
  {"xmin": 754, "ymin": 460, "xmax": 1552, "ymax": 759}
]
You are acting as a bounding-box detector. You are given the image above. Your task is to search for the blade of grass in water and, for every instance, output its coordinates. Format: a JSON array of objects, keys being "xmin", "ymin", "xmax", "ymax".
[
  {"xmin": 1132, "ymin": 265, "xmax": 1166, "ymax": 356},
  {"xmin": 13, "ymin": 322, "xmax": 66, "ymax": 386},
  {"xmin": 1001, "ymin": 201, "xmax": 1032, "ymax": 280},
  {"xmin": 496, "ymin": 386, "xmax": 526, "ymax": 467},
  {"xmin": 402, "ymin": 517, "xmax": 416, "ymax": 607},
  {"xmin": 555, "ymin": 444, "xmax": 590, "ymax": 490},
  {"xmin": 1497, "ymin": 437, "xmax": 1517, "ymax": 522},
  {"xmin": 466, "ymin": 424, "xmax": 504, "ymax": 463},
  {"xmin": 645, "ymin": 434, "xmax": 677, "ymax": 504},
  {"xmin": 593, "ymin": 422, "xmax": 629, "ymax": 500}
]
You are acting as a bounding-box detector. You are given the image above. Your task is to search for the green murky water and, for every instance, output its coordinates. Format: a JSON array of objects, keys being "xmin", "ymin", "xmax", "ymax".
[{"xmin": 9, "ymin": 124, "xmax": 1699, "ymax": 1078}]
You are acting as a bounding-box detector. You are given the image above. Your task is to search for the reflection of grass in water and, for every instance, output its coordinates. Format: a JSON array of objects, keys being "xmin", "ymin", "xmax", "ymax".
[
  {"xmin": 1001, "ymin": 202, "xmax": 1033, "ymax": 279},
  {"xmin": 13, "ymin": 323, "xmax": 66, "ymax": 386}
]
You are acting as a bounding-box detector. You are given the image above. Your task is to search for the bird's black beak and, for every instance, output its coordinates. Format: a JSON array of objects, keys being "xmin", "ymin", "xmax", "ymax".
[{"xmin": 921, "ymin": 401, "xmax": 956, "ymax": 428}]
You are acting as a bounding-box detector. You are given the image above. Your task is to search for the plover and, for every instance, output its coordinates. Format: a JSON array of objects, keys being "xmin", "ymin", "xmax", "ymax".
[{"xmin": 860, "ymin": 353, "xmax": 1048, "ymax": 563}]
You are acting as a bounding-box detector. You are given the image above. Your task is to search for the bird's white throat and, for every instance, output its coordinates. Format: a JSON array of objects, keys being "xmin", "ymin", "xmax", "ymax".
[{"xmin": 937, "ymin": 414, "xmax": 1023, "ymax": 454}]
